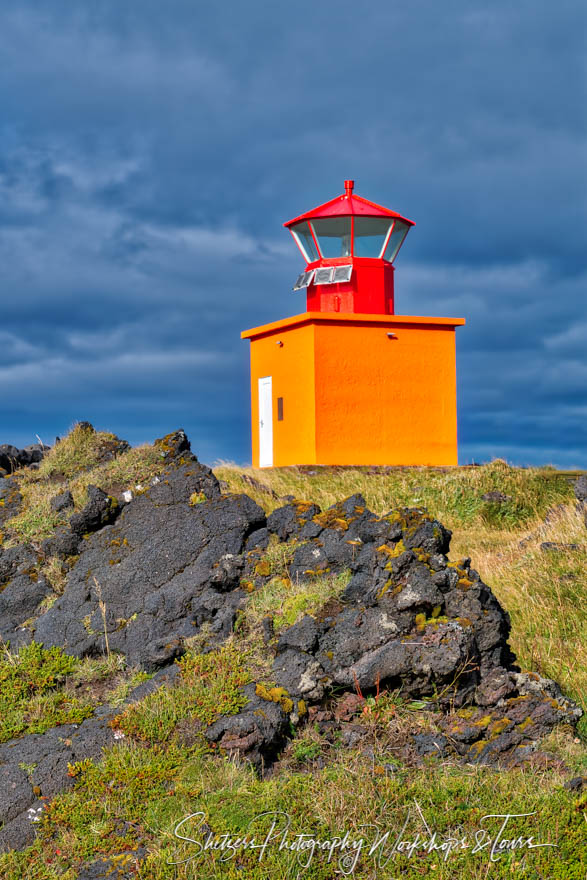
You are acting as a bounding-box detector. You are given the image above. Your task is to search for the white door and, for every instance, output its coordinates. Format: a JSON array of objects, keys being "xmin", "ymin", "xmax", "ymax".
[{"xmin": 258, "ymin": 376, "xmax": 273, "ymax": 467}]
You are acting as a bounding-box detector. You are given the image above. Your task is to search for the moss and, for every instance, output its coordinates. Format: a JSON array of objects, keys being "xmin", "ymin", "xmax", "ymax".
[
  {"xmin": 189, "ymin": 491, "xmax": 207, "ymax": 506},
  {"xmin": 255, "ymin": 683, "xmax": 294, "ymax": 713},
  {"xmin": 294, "ymin": 501, "xmax": 314, "ymax": 514},
  {"xmin": 456, "ymin": 707, "xmax": 475, "ymax": 719},
  {"xmin": 297, "ymin": 699, "xmax": 307, "ymax": 717},
  {"xmin": 255, "ymin": 559, "xmax": 271, "ymax": 577},
  {"xmin": 467, "ymin": 739, "xmax": 488, "ymax": 756},
  {"xmin": 516, "ymin": 716, "xmax": 534, "ymax": 732},
  {"xmin": 240, "ymin": 579, "xmax": 255, "ymax": 593},
  {"xmin": 376, "ymin": 538, "xmax": 406, "ymax": 558},
  {"xmin": 473, "ymin": 714, "xmax": 492, "ymax": 728},
  {"xmin": 376, "ymin": 578, "xmax": 393, "ymax": 599},
  {"xmin": 313, "ymin": 511, "xmax": 350, "ymax": 531},
  {"xmin": 488, "ymin": 717, "xmax": 512, "ymax": 736},
  {"xmin": 114, "ymin": 644, "xmax": 251, "ymax": 743},
  {"xmin": 0, "ymin": 642, "xmax": 93, "ymax": 742},
  {"xmin": 415, "ymin": 613, "xmax": 426, "ymax": 629}
]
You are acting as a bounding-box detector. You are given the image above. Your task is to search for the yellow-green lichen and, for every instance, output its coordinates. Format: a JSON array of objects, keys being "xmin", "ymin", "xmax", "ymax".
[{"xmin": 255, "ymin": 683, "xmax": 294, "ymax": 714}]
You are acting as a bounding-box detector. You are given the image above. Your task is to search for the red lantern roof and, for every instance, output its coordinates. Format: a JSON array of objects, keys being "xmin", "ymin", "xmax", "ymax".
[{"xmin": 284, "ymin": 180, "xmax": 415, "ymax": 228}]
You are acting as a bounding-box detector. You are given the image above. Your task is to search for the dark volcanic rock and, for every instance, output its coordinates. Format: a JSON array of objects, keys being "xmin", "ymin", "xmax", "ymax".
[
  {"xmin": 50, "ymin": 490, "xmax": 74, "ymax": 513},
  {"xmin": 42, "ymin": 527, "xmax": 82, "ymax": 559},
  {"xmin": 482, "ymin": 491, "xmax": 512, "ymax": 504},
  {"xmin": 69, "ymin": 485, "xmax": 120, "ymax": 536},
  {"xmin": 0, "ymin": 544, "xmax": 52, "ymax": 647},
  {"xmin": 540, "ymin": 542, "xmax": 580, "ymax": 552},
  {"xmin": 262, "ymin": 500, "xmax": 548, "ymax": 727},
  {"xmin": 0, "ymin": 443, "xmax": 49, "ymax": 474},
  {"xmin": 204, "ymin": 682, "xmax": 290, "ymax": 769},
  {"xmin": 242, "ymin": 498, "xmax": 580, "ymax": 767},
  {"xmin": 267, "ymin": 500, "xmax": 321, "ymax": 541},
  {"xmin": 0, "ymin": 476, "xmax": 23, "ymax": 528},
  {"xmin": 573, "ymin": 475, "xmax": 587, "ymax": 504},
  {"xmin": 32, "ymin": 462, "xmax": 266, "ymax": 669}
]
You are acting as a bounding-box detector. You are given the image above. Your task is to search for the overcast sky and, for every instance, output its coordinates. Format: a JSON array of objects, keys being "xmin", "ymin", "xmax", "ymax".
[{"xmin": 1, "ymin": 1, "xmax": 585, "ymax": 467}]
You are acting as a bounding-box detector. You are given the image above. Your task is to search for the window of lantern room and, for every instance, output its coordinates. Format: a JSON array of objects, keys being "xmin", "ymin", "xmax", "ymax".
[
  {"xmin": 290, "ymin": 221, "xmax": 320, "ymax": 263},
  {"xmin": 311, "ymin": 218, "xmax": 352, "ymax": 258},
  {"xmin": 353, "ymin": 217, "xmax": 392, "ymax": 258},
  {"xmin": 383, "ymin": 220, "xmax": 411, "ymax": 263}
]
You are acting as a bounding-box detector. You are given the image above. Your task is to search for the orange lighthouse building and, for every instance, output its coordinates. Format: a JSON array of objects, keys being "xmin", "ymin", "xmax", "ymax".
[{"xmin": 241, "ymin": 181, "xmax": 465, "ymax": 468}]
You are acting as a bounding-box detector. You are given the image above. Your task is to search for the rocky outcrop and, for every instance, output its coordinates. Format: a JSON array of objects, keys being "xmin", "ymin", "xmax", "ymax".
[
  {"xmin": 0, "ymin": 432, "xmax": 583, "ymax": 855},
  {"xmin": 243, "ymin": 496, "xmax": 580, "ymax": 767},
  {"xmin": 30, "ymin": 462, "xmax": 265, "ymax": 670}
]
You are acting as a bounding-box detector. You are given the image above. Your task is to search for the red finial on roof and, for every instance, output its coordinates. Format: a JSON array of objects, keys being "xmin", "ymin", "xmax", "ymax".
[{"xmin": 344, "ymin": 179, "xmax": 354, "ymax": 196}]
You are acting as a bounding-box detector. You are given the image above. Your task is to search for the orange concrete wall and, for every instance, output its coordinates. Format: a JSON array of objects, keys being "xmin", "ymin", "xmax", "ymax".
[
  {"xmin": 314, "ymin": 320, "xmax": 458, "ymax": 465},
  {"xmin": 247, "ymin": 323, "xmax": 317, "ymax": 467}
]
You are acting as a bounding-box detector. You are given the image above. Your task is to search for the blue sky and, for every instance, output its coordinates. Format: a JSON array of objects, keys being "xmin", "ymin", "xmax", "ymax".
[{"xmin": 1, "ymin": 1, "xmax": 585, "ymax": 467}]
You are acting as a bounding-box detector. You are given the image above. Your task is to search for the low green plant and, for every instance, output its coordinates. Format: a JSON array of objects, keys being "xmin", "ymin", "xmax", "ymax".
[
  {"xmin": 112, "ymin": 642, "xmax": 251, "ymax": 744},
  {"xmin": 292, "ymin": 738, "xmax": 322, "ymax": 762},
  {"xmin": 246, "ymin": 569, "xmax": 351, "ymax": 633},
  {"xmin": 0, "ymin": 641, "xmax": 93, "ymax": 742}
]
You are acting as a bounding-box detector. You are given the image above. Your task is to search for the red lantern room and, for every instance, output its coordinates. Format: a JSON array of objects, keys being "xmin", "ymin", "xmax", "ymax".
[{"xmin": 285, "ymin": 179, "xmax": 414, "ymax": 315}]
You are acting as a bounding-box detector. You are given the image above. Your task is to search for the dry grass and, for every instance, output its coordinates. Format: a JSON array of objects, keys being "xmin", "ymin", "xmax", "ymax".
[
  {"xmin": 452, "ymin": 504, "xmax": 587, "ymax": 717},
  {"xmin": 3, "ymin": 424, "xmax": 167, "ymax": 546},
  {"xmin": 214, "ymin": 458, "xmax": 578, "ymax": 526}
]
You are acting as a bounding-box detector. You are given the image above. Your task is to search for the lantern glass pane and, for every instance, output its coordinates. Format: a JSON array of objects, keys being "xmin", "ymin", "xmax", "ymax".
[
  {"xmin": 311, "ymin": 218, "xmax": 352, "ymax": 258},
  {"xmin": 291, "ymin": 222, "xmax": 319, "ymax": 262},
  {"xmin": 383, "ymin": 220, "xmax": 410, "ymax": 263},
  {"xmin": 353, "ymin": 217, "xmax": 392, "ymax": 258}
]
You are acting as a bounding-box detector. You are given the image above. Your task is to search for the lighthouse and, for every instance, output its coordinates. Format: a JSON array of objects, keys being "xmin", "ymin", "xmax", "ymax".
[{"xmin": 241, "ymin": 181, "xmax": 465, "ymax": 468}]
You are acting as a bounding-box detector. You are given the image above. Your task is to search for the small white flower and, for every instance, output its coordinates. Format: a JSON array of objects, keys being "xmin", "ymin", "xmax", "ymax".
[
  {"xmin": 122, "ymin": 490, "xmax": 133, "ymax": 503},
  {"xmin": 112, "ymin": 729, "xmax": 125, "ymax": 740},
  {"xmin": 27, "ymin": 806, "xmax": 44, "ymax": 823}
]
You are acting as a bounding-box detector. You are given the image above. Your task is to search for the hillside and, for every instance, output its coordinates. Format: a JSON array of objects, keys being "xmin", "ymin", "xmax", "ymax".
[{"xmin": 0, "ymin": 425, "xmax": 585, "ymax": 879}]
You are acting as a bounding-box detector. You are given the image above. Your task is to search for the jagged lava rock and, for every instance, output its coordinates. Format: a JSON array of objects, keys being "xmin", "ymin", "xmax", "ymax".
[
  {"xmin": 32, "ymin": 459, "xmax": 266, "ymax": 669},
  {"xmin": 258, "ymin": 494, "xmax": 580, "ymax": 767}
]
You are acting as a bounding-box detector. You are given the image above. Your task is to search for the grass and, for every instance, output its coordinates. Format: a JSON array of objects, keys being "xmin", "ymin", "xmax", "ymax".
[
  {"xmin": 0, "ymin": 642, "xmax": 152, "ymax": 744},
  {"xmin": 0, "ymin": 641, "xmax": 94, "ymax": 742},
  {"xmin": 0, "ymin": 737, "xmax": 584, "ymax": 879},
  {"xmin": 0, "ymin": 453, "xmax": 585, "ymax": 878},
  {"xmin": 246, "ymin": 568, "xmax": 351, "ymax": 633},
  {"xmin": 214, "ymin": 457, "xmax": 578, "ymax": 527},
  {"xmin": 111, "ymin": 642, "xmax": 252, "ymax": 746}
]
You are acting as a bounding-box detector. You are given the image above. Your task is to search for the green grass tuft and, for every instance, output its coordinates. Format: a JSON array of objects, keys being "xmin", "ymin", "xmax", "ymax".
[{"xmin": 0, "ymin": 641, "xmax": 93, "ymax": 742}]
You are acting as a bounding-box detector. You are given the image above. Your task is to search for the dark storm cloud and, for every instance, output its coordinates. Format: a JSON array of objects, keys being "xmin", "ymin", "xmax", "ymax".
[{"xmin": 0, "ymin": 0, "xmax": 585, "ymax": 465}]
